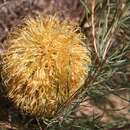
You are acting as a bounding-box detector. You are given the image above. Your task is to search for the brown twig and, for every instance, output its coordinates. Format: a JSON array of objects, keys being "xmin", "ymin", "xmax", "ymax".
[{"xmin": 91, "ymin": 0, "xmax": 98, "ymax": 57}]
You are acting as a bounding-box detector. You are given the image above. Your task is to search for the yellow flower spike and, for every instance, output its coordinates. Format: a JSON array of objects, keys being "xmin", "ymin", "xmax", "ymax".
[{"xmin": 1, "ymin": 15, "xmax": 91, "ymax": 118}]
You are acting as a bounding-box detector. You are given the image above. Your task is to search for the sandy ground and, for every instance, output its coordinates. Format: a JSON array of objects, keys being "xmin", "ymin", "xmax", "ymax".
[{"xmin": 0, "ymin": 0, "xmax": 130, "ymax": 129}]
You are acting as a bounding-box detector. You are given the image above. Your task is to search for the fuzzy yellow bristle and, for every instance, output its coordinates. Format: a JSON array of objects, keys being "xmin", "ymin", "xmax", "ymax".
[{"xmin": 1, "ymin": 15, "xmax": 91, "ymax": 117}]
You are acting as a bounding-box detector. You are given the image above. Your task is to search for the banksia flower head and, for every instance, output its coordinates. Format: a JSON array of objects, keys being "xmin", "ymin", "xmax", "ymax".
[{"xmin": 1, "ymin": 15, "xmax": 91, "ymax": 117}]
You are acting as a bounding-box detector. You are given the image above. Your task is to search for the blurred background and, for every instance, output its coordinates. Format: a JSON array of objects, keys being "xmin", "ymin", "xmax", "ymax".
[{"xmin": 0, "ymin": 0, "xmax": 130, "ymax": 130}]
